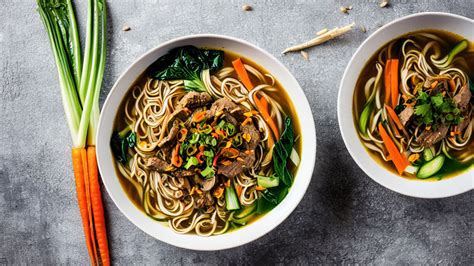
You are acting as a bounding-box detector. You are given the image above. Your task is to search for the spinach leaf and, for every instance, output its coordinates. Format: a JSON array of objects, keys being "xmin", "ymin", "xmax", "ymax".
[
  {"xmin": 111, "ymin": 127, "xmax": 136, "ymax": 164},
  {"xmin": 272, "ymin": 117, "xmax": 295, "ymax": 186},
  {"xmin": 147, "ymin": 46, "xmax": 224, "ymax": 92},
  {"xmin": 256, "ymin": 117, "xmax": 296, "ymax": 213}
]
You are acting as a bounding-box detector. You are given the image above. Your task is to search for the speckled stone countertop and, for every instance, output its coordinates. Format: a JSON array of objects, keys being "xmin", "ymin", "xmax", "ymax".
[{"xmin": 1, "ymin": 0, "xmax": 472, "ymax": 264}]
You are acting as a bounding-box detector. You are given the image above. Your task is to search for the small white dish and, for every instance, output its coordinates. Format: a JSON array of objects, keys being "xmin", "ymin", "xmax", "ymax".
[
  {"xmin": 96, "ymin": 34, "xmax": 316, "ymax": 250},
  {"xmin": 338, "ymin": 12, "xmax": 473, "ymax": 198}
]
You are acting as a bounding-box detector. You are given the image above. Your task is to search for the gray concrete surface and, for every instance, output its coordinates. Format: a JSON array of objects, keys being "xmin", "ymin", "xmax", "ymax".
[{"xmin": 1, "ymin": 0, "xmax": 473, "ymax": 264}]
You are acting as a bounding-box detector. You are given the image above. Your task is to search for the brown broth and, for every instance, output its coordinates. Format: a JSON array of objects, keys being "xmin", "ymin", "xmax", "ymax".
[{"xmin": 353, "ymin": 29, "xmax": 474, "ymax": 180}]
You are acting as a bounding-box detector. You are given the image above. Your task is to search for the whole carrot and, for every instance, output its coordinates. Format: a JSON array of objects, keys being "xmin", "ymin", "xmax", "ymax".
[
  {"xmin": 88, "ymin": 146, "xmax": 110, "ymax": 266},
  {"xmin": 72, "ymin": 148, "xmax": 98, "ymax": 265}
]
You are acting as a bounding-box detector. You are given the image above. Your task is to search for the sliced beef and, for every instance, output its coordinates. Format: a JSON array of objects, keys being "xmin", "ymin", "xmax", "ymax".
[
  {"xmin": 457, "ymin": 115, "xmax": 472, "ymax": 132},
  {"xmin": 398, "ymin": 106, "xmax": 414, "ymax": 126},
  {"xmin": 208, "ymin": 98, "xmax": 245, "ymax": 119},
  {"xmin": 167, "ymin": 107, "xmax": 191, "ymax": 126},
  {"xmin": 217, "ymin": 151, "xmax": 256, "ymax": 177},
  {"xmin": 417, "ymin": 124, "xmax": 449, "ymax": 147},
  {"xmin": 173, "ymin": 169, "xmax": 196, "ymax": 178},
  {"xmin": 158, "ymin": 120, "xmax": 180, "ymax": 148},
  {"xmin": 241, "ymin": 123, "xmax": 260, "ymax": 150},
  {"xmin": 177, "ymin": 92, "xmax": 212, "ymax": 109},
  {"xmin": 453, "ymin": 84, "xmax": 472, "ymax": 111},
  {"xmin": 146, "ymin": 157, "xmax": 172, "ymax": 172},
  {"xmin": 221, "ymin": 112, "xmax": 238, "ymax": 127}
]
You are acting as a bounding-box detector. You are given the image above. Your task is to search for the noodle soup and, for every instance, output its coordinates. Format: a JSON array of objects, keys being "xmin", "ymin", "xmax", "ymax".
[
  {"xmin": 353, "ymin": 30, "xmax": 473, "ymax": 180},
  {"xmin": 111, "ymin": 46, "xmax": 301, "ymax": 235}
]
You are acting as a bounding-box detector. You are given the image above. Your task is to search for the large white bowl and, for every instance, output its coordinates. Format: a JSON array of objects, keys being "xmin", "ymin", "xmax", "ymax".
[
  {"xmin": 338, "ymin": 12, "xmax": 474, "ymax": 198},
  {"xmin": 97, "ymin": 35, "xmax": 316, "ymax": 250}
]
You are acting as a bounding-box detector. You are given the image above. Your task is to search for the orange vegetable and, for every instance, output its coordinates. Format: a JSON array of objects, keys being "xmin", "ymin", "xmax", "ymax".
[
  {"xmin": 378, "ymin": 123, "xmax": 409, "ymax": 175},
  {"xmin": 430, "ymin": 80, "xmax": 439, "ymax": 90},
  {"xmin": 192, "ymin": 111, "xmax": 207, "ymax": 123},
  {"xmin": 242, "ymin": 117, "xmax": 252, "ymax": 126},
  {"xmin": 232, "ymin": 58, "xmax": 280, "ymax": 139},
  {"xmin": 171, "ymin": 144, "xmax": 182, "ymax": 167},
  {"xmin": 235, "ymin": 184, "xmax": 243, "ymax": 198},
  {"xmin": 449, "ymin": 79, "xmax": 456, "ymax": 92},
  {"xmin": 384, "ymin": 60, "xmax": 392, "ymax": 105},
  {"xmin": 390, "ymin": 59, "xmax": 399, "ymax": 107},
  {"xmin": 87, "ymin": 147, "xmax": 110, "ymax": 266},
  {"xmin": 177, "ymin": 128, "xmax": 188, "ymax": 142},
  {"xmin": 72, "ymin": 148, "xmax": 98, "ymax": 265},
  {"xmin": 232, "ymin": 58, "xmax": 254, "ymax": 90},
  {"xmin": 221, "ymin": 147, "xmax": 240, "ymax": 158},
  {"xmin": 385, "ymin": 105, "xmax": 404, "ymax": 130},
  {"xmin": 255, "ymin": 186, "xmax": 266, "ymax": 191}
]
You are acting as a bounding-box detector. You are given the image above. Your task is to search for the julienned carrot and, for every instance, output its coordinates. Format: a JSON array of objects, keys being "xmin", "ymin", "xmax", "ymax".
[
  {"xmin": 72, "ymin": 148, "xmax": 97, "ymax": 265},
  {"xmin": 87, "ymin": 146, "xmax": 110, "ymax": 266},
  {"xmin": 232, "ymin": 58, "xmax": 254, "ymax": 91},
  {"xmin": 232, "ymin": 58, "xmax": 280, "ymax": 139},
  {"xmin": 384, "ymin": 59, "xmax": 392, "ymax": 105},
  {"xmin": 385, "ymin": 105, "xmax": 403, "ymax": 130},
  {"xmin": 390, "ymin": 59, "xmax": 399, "ymax": 107},
  {"xmin": 378, "ymin": 123, "xmax": 409, "ymax": 175}
]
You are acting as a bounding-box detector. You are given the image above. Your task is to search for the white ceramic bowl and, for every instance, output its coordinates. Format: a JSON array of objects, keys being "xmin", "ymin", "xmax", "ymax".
[
  {"xmin": 338, "ymin": 12, "xmax": 474, "ymax": 198},
  {"xmin": 97, "ymin": 35, "xmax": 316, "ymax": 250}
]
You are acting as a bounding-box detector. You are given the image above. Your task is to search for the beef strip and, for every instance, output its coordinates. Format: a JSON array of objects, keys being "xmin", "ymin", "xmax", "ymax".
[
  {"xmin": 221, "ymin": 112, "xmax": 238, "ymax": 127},
  {"xmin": 457, "ymin": 115, "xmax": 472, "ymax": 132},
  {"xmin": 158, "ymin": 120, "xmax": 180, "ymax": 148},
  {"xmin": 177, "ymin": 92, "xmax": 212, "ymax": 109},
  {"xmin": 241, "ymin": 123, "xmax": 260, "ymax": 150},
  {"xmin": 167, "ymin": 107, "xmax": 191, "ymax": 126},
  {"xmin": 146, "ymin": 157, "xmax": 172, "ymax": 172},
  {"xmin": 417, "ymin": 124, "xmax": 449, "ymax": 147},
  {"xmin": 208, "ymin": 98, "xmax": 245, "ymax": 119},
  {"xmin": 453, "ymin": 84, "xmax": 472, "ymax": 111},
  {"xmin": 174, "ymin": 169, "xmax": 196, "ymax": 178},
  {"xmin": 398, "ymin": 106, "xmax": 414, "ymax": 126},
  {"xmin": 217, "ymin": 151, "xmax": 256, "ymax": 177}
]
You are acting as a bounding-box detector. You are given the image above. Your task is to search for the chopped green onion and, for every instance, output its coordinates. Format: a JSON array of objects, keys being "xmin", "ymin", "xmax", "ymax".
[
  {"xmin": 189, "ymin": 133, "xmax": 200, "ymax": 144},
  {"xmin": 184, "ymin": 157, "xmax": 199, "ymax": 169},
  {"xmin": 201, "ymin": 166, "xmax": 215, "ymax": 178},
  {"xmin": 186, "ymin": 144, "xmax": 197, "ymax": 156},
  {"xmin": 226, "ymin": 123, "xmax": 236, "ymax": 136}
]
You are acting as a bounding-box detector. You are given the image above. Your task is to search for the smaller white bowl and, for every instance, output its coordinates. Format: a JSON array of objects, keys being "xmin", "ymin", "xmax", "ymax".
[
  {"xmin": 338, "ymin": 12, "xmax": 474, "ymax": 198},
  {"xmin": 97, "ymin": 34, "xmax": 316, "ymax": 250}
]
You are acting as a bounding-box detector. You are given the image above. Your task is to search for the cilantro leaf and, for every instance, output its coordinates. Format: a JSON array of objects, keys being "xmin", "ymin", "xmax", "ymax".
[
  {"xmin": 430, "ymin": 93, "xmax": 444, "ymax": 107},
  {"xmin": 415, "ymin": 103, "xmax": 431, "ymax": 116}
]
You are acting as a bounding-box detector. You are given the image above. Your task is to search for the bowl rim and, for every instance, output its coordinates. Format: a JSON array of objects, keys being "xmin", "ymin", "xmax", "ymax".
[
  {"xmin": 337, "ymin": 12, "xmax": 474, "ymax": 199},
  {"xmin": 96, "ymin": 34, "xmax": 316, "ymax": 250}
]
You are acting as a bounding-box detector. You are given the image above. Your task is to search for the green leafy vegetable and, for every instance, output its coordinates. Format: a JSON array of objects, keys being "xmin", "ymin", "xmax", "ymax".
[
  {"xmin": 147, "ymin": 46, "xmax": 224, "ymax": 92},
  {"xmin": 273, "ymin": 117, "xmax": 295, "ymax": 186},
  {"xmin": 414, "ymin": 92, "xmax": 462, "ymax": 127},
  {"xmin": 256, "ymin": 117, "xmax": 295, "ymax": 213},
  {"xmin": 110, "ymin": 126, "xmax": 135, "ymax": 164}
]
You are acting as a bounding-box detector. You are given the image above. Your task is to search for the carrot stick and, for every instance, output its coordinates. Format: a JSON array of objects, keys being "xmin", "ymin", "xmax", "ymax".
[
  {"xmin": 87, "ymin": 146, "xmax": 110, "ymax": 266},
  {"xmin": 378, "ymin": 123, "xmax": 409, "ymax": 175},
  {"xmin": 385, "ymin": 105, "xmax": 404, "ymax": 130},
  {"xmin": 235, "ymin": 184, "xmax": 242, "ymax": 198},
  {"xmin": 390, "ymin": 59, "xmax": 399, "ymax": 107},
  {"xmin": 384, "ymin": 59, "xmax": 392, "ymax": 105},
  {"xmin": 254, "ymin": 98, "xmax": 280, "ymax": 139},
  {"xmin": 232, "ymin": 58, "xmax": 254, "ymax": 91},
  {"xmin": 72, "ymin": 148, "xmax": 98, "ymax": 265},
  {"xmin": 232, "ymin": 58, "xmax": 280, "ymax": 139}
]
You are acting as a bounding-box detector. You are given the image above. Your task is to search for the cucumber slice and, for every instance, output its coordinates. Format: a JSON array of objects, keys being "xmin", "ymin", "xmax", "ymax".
[
  {"xmin": 423, "ymin": 148, "xmax": 434, "ymax": 161},
  {"xmin": 234, "ymin": 204, "xmax": 256, "ymax": 219},
  {"xmin": 232, "ymin": 214, "xmax": 255, "ymax": 226},
  {"xmin": 257, "ymin": 175, "xmax": 279, "ymax": 188},
  {"xmin": 417, "ymin": 155, "xmax": 445, "ymax": 179}
]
